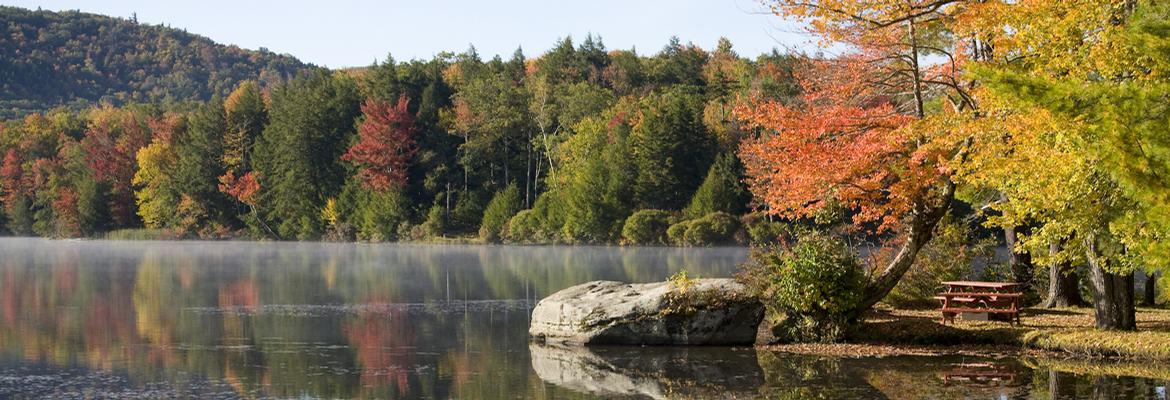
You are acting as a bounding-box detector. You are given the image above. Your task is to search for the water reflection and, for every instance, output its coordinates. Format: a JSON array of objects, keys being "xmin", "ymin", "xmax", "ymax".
[
  {"xmin": 530, "ymin": 344, "xmax": 764, "ymax": 399},
  {"xmin": 0, "ymin": 238, "xmax": 1167, "ymax": 399}
]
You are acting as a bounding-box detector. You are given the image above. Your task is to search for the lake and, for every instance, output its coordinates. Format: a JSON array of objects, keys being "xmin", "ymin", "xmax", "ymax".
[{"xmin": 0, "ymin": 238, "xmax": 1165, "ymax": 399}]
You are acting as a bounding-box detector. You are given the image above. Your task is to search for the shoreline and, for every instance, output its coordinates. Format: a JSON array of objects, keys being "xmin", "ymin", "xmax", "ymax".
[{"xmin": 758, "ymin": 307, "xmax": 1170, "ymax": 363}]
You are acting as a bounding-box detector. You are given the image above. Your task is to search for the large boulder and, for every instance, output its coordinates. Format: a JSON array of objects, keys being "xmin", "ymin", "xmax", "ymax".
[{"xmin": 528, "ymin": 278, "xmax": 764, "ymax": 345}]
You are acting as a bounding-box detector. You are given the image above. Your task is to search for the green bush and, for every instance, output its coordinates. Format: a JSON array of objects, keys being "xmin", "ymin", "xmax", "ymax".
[
  {"xmin": 667, "ymin": 212, "xmax": 741, "ymax": 246},
  {"xmin": 451, "ymin": 191, "xmax": 486, "ymax": 233},
  {"xmin": 668, "ymin": 220, "xmax": 694, "ymax": 246},
  {"xmin": 479, "ymin": 185, "xmax": 522, "ymax": 243},
  {"xmin": 739, "ymin": 231, "xmax": 867, "ymax": 343},
  {"xmin": 741, "ymin": 212, "xmax": 800, "ymax": 245},
  {"xmin": 503, "ymin": 194, "xmax": 566, "ymax": 243},
  {"xmin": 684, "ymin": 212, "xmax": 740, "ymax": 245},
  {"xmin": 621, "ymin": 209, "xmax": 677, "ymax": 245},
  {"xmin": 503, "ymin": 209, "xmax": 540, "ymax": 243},
  {"xmin": 418, "ymin": 204, "xmax": 447, "ymax": 238}
]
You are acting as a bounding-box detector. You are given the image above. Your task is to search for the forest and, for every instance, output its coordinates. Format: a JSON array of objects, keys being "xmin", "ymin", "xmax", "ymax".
[
  {"xmin": 0, "ymin": 6, "xmax": 310, "ymax": 119},
  {"xmin": 0, "ymin": 6, "xmax": 798, "ymax": 247}
]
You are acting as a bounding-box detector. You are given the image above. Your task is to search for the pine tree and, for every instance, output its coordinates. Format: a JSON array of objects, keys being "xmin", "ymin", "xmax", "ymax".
[
  {"xmin": 630, "ymin": 87, "xmax": 716, "ymax": 210},
  {"xmin": 684, "ymin": 151, "xmax": 748, "ymax": 218},
  {"xmin": 252, "ymin": 71, "xmax": 361, "ymax": 239}
]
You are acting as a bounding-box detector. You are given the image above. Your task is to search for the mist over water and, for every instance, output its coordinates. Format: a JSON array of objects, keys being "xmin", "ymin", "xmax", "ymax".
[{"xmin": 0, "ymin": 238, "xmax": 1166, "ymax": 399}]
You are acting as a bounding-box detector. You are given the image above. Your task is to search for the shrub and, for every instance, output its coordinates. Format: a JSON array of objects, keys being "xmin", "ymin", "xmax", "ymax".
[
  {"xmin": 883, "ymin": 217, "xmax": 994, "ymax": 309},
  {"xmin": 479, "ymin": 185, "xmax": 522, "ymax": 243},
  {"xmin": 667, "ymin": 220, "xmax": 690, "ymax": 245},
  {"xmin": 667, "ymin": 212, "xmax": 741, "ymax": 246},
  {"xmin": 739, "ymin": 231, "xmax": 867, "ymax": 343},
  {"xmin": 504, "ymin": 209, "xmax": 540, "ymax": 243},
  {"xmin": 417, "ymin": 204, "xmax": 447, "ymax": 238},
  {"xmin": 621, "ymin": 209, "xmax": 677, "ymax": 245},
  {"xmin": 741, "ymin": 212, "xmax": 800, "ymax": 245},
  {"xmin": 683, "ymin": 212, "xmax": 740, "ymax": 245}
]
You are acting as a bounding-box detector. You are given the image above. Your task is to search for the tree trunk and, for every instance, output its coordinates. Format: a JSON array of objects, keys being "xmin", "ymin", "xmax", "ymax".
[
  {"xmin": 1084, "ymin": 237, "xmax": 1136, "ymax": 331},
  {"xmin": 1004, "ymin": 222, "xmax": 1034, "ymax": 291},
  {"xmin": 855, "ymin": 182, "xmax": 954, "ymax": 313},
  {"xmin": 1043, "ymin": 243, "xmax": 1085, "ymax": 308},
  {"xmin": 1142, "ymin": 270, "xmax": 1157, "ymax": 307}
]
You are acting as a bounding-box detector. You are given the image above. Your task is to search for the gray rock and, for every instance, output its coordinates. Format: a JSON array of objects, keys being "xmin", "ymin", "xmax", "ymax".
[{"xmin": 528, "ymin": 278, "xmax": 764, "ymax": 345}]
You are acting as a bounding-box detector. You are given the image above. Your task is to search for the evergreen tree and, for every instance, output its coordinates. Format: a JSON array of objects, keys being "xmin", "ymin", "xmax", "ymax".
[
  {"xmin": 174, "ymin": 96, "xmax": 228, "ymax": 227},
  {"xmin": 252, "ymin": 71, "xmax": 360, "ymax": 239},
  {"xmin": 684, "ymin": 151, "xmax": 748, "ymax": 218},
  {"xmin": 479, "ymin": 183, "xmax": 522, "ymax": 243},
  {"xmin": 630, "ymin": 87, "xmax": 716, "ymax": 210}
]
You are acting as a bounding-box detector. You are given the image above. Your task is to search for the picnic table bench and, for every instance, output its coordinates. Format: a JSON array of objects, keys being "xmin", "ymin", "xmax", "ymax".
[{"xmin": 934, "ymin": 281, "xmax": 1022, "ymax": 325}]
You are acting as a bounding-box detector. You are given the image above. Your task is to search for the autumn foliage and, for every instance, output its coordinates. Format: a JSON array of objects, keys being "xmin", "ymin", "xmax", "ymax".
[
  {"xmin": 341, "ymin": 96, "xmax": 418, "ymax": 192},
  {"xmin": 736, "ymin": 57, "xmax": 929, "ymax": 231},
  {"xmin": 218, "ymin": 171, "xmax": 260, "ymax": 206}
]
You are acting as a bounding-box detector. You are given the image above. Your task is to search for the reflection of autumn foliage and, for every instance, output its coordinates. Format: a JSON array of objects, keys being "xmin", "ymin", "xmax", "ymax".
[
  {"xmin": 0, "ymin": 254, "xmax": 149, "ymax": 370},
  {"xmin": 218, "ymin": 278, "xmax": 260, "ymax": 309},
  {"xmin": 342, "ymin": 306, "xmax": 417, "ymax": 396},
  {"xmin": 81, "ymin": 293, "xmax": 138, "ymax": 369},
  {"xmin": 218, "ymin": 278, "xmax": 260, "ymax": 340},
  {"xmin": 1, "ymin": 266, "xmax": 20, "ymax": 325}
]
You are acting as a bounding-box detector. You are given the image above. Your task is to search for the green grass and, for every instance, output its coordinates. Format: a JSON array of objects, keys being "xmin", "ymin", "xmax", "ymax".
[{"xmin": 101, "ymin": 229, "xmax": 183, "ymax": 241}]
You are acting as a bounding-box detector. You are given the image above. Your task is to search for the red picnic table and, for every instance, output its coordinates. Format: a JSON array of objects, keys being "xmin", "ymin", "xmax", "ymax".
[{"xmin": 934, "ymin": 281, "xmax": 1023, "ymax": 325}]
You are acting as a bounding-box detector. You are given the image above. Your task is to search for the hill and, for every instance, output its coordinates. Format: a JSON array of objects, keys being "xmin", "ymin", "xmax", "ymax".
[{"xmin": 0, "ymin": 6, "xmax": 315, "ymax": 119}]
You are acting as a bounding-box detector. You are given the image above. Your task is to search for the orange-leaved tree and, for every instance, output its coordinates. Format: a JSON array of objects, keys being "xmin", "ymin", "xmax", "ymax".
[{"xmin": 738, "ymin": 0, "xmax": 991, "ymax": 312}]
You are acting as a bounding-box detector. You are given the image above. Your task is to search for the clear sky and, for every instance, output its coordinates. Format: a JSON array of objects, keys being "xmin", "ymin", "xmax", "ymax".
[{"xmin": 3, "ymin": 0, "xmax": 813, "ymax": 68}]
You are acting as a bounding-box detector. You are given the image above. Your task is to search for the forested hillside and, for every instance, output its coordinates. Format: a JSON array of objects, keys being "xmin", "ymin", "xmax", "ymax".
[
  {"xmin": 0, "ymin": 6, "xmax": 311, "ymax": 118},
  {"xmin": 0, "ymin": 24, "xmax": 803, "ymax": 245}
]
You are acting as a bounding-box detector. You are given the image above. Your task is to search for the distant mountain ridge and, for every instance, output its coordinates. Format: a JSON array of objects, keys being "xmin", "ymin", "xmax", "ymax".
[{"xmin": 0, "ymin": 6, "xmax": 316, "ymax": 119}]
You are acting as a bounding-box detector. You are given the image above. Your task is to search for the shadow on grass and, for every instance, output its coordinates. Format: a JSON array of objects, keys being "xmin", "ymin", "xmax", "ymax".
[{"xmin": 851, "ymin": 314, "xmax": 1025, "ymax": 346}]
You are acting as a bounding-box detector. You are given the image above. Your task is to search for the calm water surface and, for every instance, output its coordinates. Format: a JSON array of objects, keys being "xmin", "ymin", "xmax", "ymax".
[{"xmin": 0, "ymin": 238, "xmax": 1165, "ymax": 399}]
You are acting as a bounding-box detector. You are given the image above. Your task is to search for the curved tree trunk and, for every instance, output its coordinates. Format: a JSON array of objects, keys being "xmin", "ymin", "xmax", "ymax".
[
  {"xmin": 1043, "ymin": 243, "xmax": 1085, "ymax": 308},
  {"xmin": 1084, "ymin": 237, "xmax": 1136, "ymax": 331},
  {"xmin": 855, "ymin": 182, "xmax": 954, "ymax": 313}
]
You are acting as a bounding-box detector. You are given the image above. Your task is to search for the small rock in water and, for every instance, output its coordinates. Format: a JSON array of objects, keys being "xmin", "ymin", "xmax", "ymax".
[{"xmin": 528, "ymin": 279, "xmax": 763, "ymax": 345}]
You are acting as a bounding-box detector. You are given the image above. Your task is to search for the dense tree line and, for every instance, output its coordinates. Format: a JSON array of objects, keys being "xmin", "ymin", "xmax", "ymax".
[
  {"xmin": 0, "ymin": 34, "xmax": 801, "ymax": 246},
  {"xmin": 0, "ymin": 6, "xmax": 311, "ymax": 119}
]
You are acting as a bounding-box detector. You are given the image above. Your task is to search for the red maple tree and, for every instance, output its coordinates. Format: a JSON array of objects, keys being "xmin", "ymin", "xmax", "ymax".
[
  {"xmin": 341, "ymin": 96, "xmax": 419, "ymax": 192},
  {"xmin": 1, "ymin": 149, "xmax": 24, "ymax": 207}
]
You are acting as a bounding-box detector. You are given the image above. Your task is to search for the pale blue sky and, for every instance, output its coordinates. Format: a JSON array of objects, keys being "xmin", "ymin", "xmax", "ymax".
[{"xmin": 3, "ymin": 0, "xmax": 813, "ymax": 68}]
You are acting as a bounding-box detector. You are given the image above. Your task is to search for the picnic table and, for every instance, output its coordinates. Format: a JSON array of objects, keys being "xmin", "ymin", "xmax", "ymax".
[{"xmin": 934, "ymin": 281, "xmax": 1023, "ymax": 325}]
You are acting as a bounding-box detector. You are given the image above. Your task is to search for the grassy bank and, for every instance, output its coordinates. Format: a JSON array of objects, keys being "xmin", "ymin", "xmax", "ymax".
[{"xmin": 764, "ymin": 307, "xmax": 1170, "ymax": 361}]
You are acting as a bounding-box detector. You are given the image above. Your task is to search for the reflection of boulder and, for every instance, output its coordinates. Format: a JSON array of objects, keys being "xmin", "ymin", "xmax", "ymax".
[
  {"xmin": 529, "ymin": 279, "xmax": 763, "ymax": 345},
  {"xmin": 529, "ymin": 343, "xmax": 764, "ymax": 399}
]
